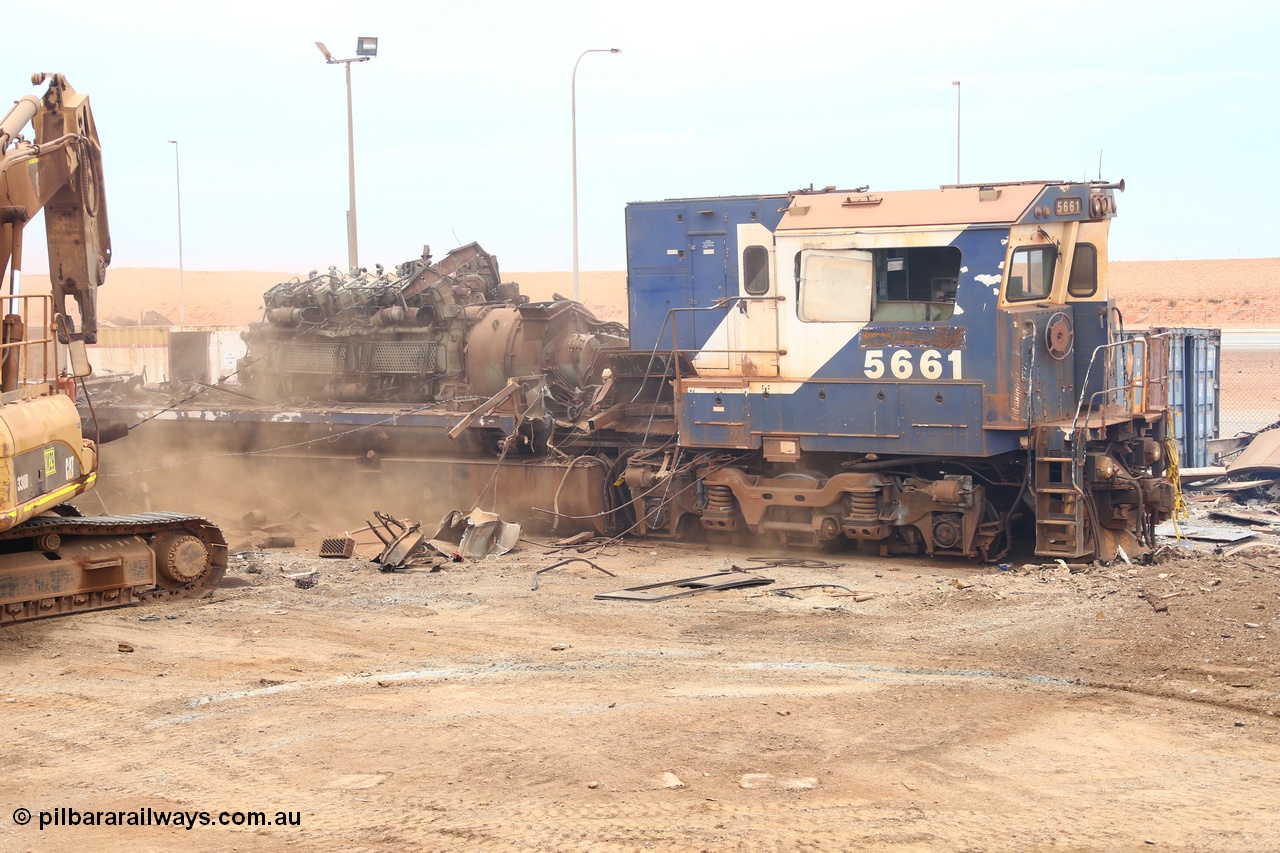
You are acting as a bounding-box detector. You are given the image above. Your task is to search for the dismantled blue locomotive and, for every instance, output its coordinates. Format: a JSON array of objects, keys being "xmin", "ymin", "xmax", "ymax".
[
  {"xmin": 218, "ymin": 178, "xmax": 1173, "ymax": 561},
  {"xmin": 615, "ymin": 179, "xmax": 1173, "ymax": 560}
]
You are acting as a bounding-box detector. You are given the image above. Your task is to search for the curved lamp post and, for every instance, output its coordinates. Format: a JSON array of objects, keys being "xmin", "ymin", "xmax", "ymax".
[
  {"xmin": 951, "ymin": 80, "xmax": 961, "ymax": 183},
  {"xmin": 317, "ymin": 37, "xmax": 378, "ymax": 273},
  {"xmin": 571, "ymin": 47, "xmax": 620, "ymax": 303},
  {"xmin": 166, "ymin": 139, "xmax": 184, "ymax": 324}
]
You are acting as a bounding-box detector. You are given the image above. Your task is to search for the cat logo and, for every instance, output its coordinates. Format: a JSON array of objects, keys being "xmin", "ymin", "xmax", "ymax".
[{"xmin": 44, "ymin": 446, "xmax": 56, "ymax": 478}]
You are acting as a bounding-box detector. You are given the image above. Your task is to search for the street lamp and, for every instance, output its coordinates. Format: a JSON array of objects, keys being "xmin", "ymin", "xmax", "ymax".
[
  {"xmin": 316, "ymin": 37, "xmax": 378, "ymax": 274},
  {"xmin": 166, "ymin": 139, "xmax": 185, "ymax": 324},
  {"xmin": 571, "ymin": 47, "xmax": 620, "ymax": 304},
  {"xmin": 951, "ymin": 80, "xmax": 960, "ymax": 184}
]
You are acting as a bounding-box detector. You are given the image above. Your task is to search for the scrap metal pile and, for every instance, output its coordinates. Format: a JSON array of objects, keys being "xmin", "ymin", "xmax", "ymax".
[
  {"xmin": 1154, "ymin": 421, "xmax": 1280, "ymax": 552},
  {"xmin": 241, "ymin": 242, "xmax": 627, "ymax": 412}
]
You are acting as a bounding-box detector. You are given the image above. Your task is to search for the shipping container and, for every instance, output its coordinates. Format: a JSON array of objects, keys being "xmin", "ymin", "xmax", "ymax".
[
  {"xmin": 88, "ymin": 325, "xmax": 248, "ymax": 385},
  {"xmin": 1122, "ymin": 327, "xmax": 1220, "ymax": 469}
]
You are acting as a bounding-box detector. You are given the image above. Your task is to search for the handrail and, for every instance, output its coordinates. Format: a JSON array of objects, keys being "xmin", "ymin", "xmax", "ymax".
[
  {"xmin": 0, "ymin": 294, "xmax": 55, "ymax": 393},
  {"xmin": 1071, "ymin": 331, "xmax": 1172, "ymax": 437},
  {"xmin": 667, "ymin": 295, "xmax": 787, "ymax": 387},
  {"xmin": 1068, "ymin": 330, "xmax": 1171, "ymax": 493},
  {"xmin": 629, "ymin": 295, "xmax": 786, "ymax": 404}
]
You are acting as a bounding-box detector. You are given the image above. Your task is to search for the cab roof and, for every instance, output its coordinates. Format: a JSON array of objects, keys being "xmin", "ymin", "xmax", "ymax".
[{"xmin": 776, "ymin": 181, "xmax": 1058, "ymax": 232}]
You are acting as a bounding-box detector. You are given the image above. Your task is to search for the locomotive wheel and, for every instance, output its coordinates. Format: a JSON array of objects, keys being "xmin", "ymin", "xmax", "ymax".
[
  {"xmin": 814, "ymin": 532, "xmax": 848, "ymax": 554},
  {"xmin": 674, "ymin": 513, "xmax": 706, "ymax": 543},
  {"xmin": 151, "ymin": 531, "xmax": 213, "ymax": 585}
]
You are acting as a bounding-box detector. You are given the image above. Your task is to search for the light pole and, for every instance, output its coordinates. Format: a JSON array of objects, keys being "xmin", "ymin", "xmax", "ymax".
[
  {"xmin": 571, "ymin": 47, "xmax": 620, "ymax": 304},
  {"xmin": 166, "ymin": 139, "xmax": 185, "ymax": 324},
  {"xmin": 951, "ymin": 80, "xmax": 960, "ymax": 184},
  {"xmin": 317, "ymin": 36, "xmax": 378, "ymax": 274}
]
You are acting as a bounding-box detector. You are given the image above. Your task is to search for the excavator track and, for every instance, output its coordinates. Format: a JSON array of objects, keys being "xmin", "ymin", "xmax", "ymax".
[{"xmin": 0, "ymin": 510, "xmax": 228, "ymax": 625}]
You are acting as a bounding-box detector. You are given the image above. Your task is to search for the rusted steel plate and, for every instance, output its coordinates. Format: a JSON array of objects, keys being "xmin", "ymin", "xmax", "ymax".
[
  {"xmin": 1227, "ymin": 426, "xmax": 1280, "ymax": 475},
  {"xmin": 607, "ymin": 350, "xmax": 698, "ymax": 379},
  {"xmin": 859, "ymin": 325, "xmax": 966, "ymax": 350}
]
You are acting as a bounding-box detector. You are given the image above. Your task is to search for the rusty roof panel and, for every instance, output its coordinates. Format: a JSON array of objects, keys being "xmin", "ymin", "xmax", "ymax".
[{"xmin": 777, "ymin": 183, "xmax": 1046, "ymax": 232}]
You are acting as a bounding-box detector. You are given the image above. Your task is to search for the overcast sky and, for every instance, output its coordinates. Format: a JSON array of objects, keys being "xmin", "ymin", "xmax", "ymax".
[{"xmin": 8, "ymin": 0, "xmax": 1277, "ymax": 276}]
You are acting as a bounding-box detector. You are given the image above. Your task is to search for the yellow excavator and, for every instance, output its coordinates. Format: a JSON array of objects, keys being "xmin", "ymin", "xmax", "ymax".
[{"xmin": 0, "ymin": 73, "xmax": 225, "ymax": 625}]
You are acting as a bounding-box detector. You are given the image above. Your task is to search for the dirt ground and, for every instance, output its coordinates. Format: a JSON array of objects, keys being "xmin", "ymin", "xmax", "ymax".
[
  {"xmin": 6, "ymin": 258, "xmax": 1278, "ymax": 850},
  {"xmin": 3, "ymin": 525, "xmax": 1279, "ymax": 852}
]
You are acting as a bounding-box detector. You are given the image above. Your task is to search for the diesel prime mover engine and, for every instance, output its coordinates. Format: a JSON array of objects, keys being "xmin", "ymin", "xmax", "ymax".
[{"xmin": 240, "ymin": 243, "xmax": 627, "ymax": 415}]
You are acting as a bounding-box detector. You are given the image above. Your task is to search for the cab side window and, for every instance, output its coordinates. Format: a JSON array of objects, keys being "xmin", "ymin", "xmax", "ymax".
[
  {"xmin": 870, "ymin": 245, "xmax": 959, "ymax": 321},
  {"xmin": 1006, "ymin": 246, "xmax": 1056, "ymax": 302},
  {"xmin": 743, "ymin": 245, "xmax": 770, "ymax": 295},
  {"xmin": 1067, "ymin": 243, "xmax": 1098, "ymax": 298},
  {"xmin": 796, "ymin": 250, "xmax": 874, "ymax": 323}
]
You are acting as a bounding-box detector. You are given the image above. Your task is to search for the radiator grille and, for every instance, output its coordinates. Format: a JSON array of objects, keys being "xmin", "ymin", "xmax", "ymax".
[
  {"xmin": 370, "ymin": 342, "xmax": 436, "ymax": 374},
  {"xmin": 276, "ymin": 342, "xmax": 344, "ymax": 374}
]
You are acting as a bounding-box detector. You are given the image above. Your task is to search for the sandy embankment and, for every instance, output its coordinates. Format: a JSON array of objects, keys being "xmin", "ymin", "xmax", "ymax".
[
  {"xmin": 19, "ymin": 257, "xmax": 1279, "ymax": 329},
  {"xmin": 21, "ymin": 268, "xmax": 627, "ymax": 328}
]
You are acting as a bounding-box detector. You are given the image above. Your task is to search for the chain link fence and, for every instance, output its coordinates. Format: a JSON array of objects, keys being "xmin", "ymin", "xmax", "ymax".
[
  {"xmin": 1122, "ymin": 319, "xmax": 1278, "ymax": 456},
  {"xmin": 1129, "ymin": 305, "xmax": 1279, "ymax": 329},
  {"xmin": 1219, "ymin": 346, "xmax": 1280, "ymax": 441}
]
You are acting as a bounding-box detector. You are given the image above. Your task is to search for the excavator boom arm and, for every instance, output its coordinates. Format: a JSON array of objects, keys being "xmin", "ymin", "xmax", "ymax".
[{"xmin": 0, "ymin": 73, "xmax": 110, "ymax": 343}]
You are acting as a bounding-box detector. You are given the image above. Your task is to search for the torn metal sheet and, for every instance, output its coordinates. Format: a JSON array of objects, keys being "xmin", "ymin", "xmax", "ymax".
[
  {"xmin": 1226, "ymin": 426, "xmax": 1280, "ymax": 476},
  {"xmin": 381, "ymin": 530, "xmax": 425, "ymax": 569},
  {"xmin": 1208, "ymin": 509, "xmax": 1280, "ymax": 528},
  {"xmin": 1200, "ymin": 478, "xmax": 1280, "ymax": 492},
  {"xmin": 595, "ymin": 571, "xmax": 773, "ymax": 602},
  {"xmin": 460, "ymin": 509, "xmax": 521, "ymax": 558},
  {"xmin": 429, "ymin": 508, "xmax": 521, "ymax": 558},
  {"xmin": 1207, "ymin": 435, "xmax": 1252, "ymax": 457},
  {"xmin": 1154, "ymin": 521, "xmax": 1255, "ymax": 543},
  {"xmin": 1223, "ymin": 541, "xmax": 1280, "ymax": 557},
  {"xmin": 430, "ymin": 509, "xmax": 469, "ymax": 547},
  {"xmin": 1179, "ymin": 466, "xmax": 1229, "ymax": 484},
  {"xmin": 368, "ymin": 512, "xmax": 427, "ymax": 570}
]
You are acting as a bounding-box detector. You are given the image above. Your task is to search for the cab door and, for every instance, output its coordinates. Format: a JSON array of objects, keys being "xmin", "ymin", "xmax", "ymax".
[
  {"xmin": 687, "ymin": 233, "xmax": 729, "ymax": 363},
  {"xmin": 732, "ymin": 225, "xmax": 779, "ymax": 377}
]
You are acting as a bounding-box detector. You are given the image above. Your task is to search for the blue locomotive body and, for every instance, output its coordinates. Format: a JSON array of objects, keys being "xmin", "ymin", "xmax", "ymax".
[
  {"xmin": 625, "ymin": 194, "xmax": 787, "ymax": 353},
  {"xmin": 619, "ymin": 180, "xmax": 1174, "ymax": 560}
]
